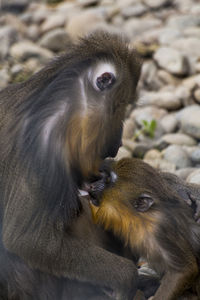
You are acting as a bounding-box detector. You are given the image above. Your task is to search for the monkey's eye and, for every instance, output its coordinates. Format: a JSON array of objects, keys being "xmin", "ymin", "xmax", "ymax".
[
  {"xmin": 134, "ymin": 194, "xmax": 154, "ymax": 212},
  {"xmin": 96, "ymin": 72, "xmax": 116, "ymax": 91}
]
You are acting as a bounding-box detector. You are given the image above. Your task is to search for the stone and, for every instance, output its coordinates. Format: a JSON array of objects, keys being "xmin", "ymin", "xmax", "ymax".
[
  {"xmin": 26, "ymin": 25, "xmax": 40, "ymax": 42},
  {"xmin": 163, "ymin": 145, "xmax": 191, "ymax": 169},
  {"xmin": 41, "ymin": 14, "xmax": 67, "ymax": 33},
  {"xmin": 153, "ymin": 47, "xmax": 189, "ymax": 76},
  {"xmin": 123, "ymin": 119, "xmax": 136, "ymax": 139},
  {"xmin": 158, "ymin": 28, "xmax": 183, "ymax": 45},
  {"xmin": 157, "ymin": 70, "xmax": 180, "ymax": 86},
  {"xmin": 115, "ymin": 147, "xmax": 132, "ymax": 160},
  {"xmin": 66, "ymin": 10, "xmax": 105, "ymax": 40},
  {"xmin": 167, "ymin": 15, "xmax": 200, "ymax": 29},
  {"xmin": 139, "ymin": 89, "xmax": 182, "ymax": 110},
  {"xmin": 123, "ymin": 17, "xmax": 162, "ymax": 38},
  {"xmin": 190, "ymin": 148, "xmax": 200, "ymax": 164},
  {"xmin": 10, "ymin": 41, "xmax": 53, "ymax": 63},
  {"xmin": 171, "ymin": 37, "xmax": 200, "ymax": 72},
  {"xmin": 77, "ymin": 0, "xmax": 100, "ymax": 7},
  {"xmin": 39, "ymin": 29, "xmax": 71, "ymax": 52},
  {"xmin": 160, "ymin": 114, "xmax": 178, "ymax": 133},
  {"xmin": 0, "ymin": 26, "xmax": 19, "ymax": 60},
  {"xmin": 176, "ymin": 105, "xmax": 200, "ymax": 139},
  {"xmin": 193, "ymin": 89, "xmax": 200, "ymax": 104},
  {"xmin": 187, "ymin": 169, "xmax": 200, "ymax": 185},
  {"xmin": 121, "ymin": 4, "xmax": 148, "ymax": 18},
  {"xmin": 175, "ymin": 168, "xmax": 197, "ymax": 180},
  {"xmin": 157, "ymin": 133, "xmax": 197, "ymax": 147},
  {"xmin": 144, "ymin": 149, "xmax": 162, "ymax": 160},
  {"xmin": 175, "ymin": 86, "xmax": 191, "ymax": 107},
  {"xmin": 144, "ymin": 0, "xmax": 171, "ymax": 9},
  {"xmin": 131, "ymin": 106, "xmax": 167, "ymax": 126},
  {"xmin": 140, "ymin": 61, "xmax": 163, "ymax": 90},
  {"xmin": 144, "ymin": 158, "xmax": 176, "ymax": 172}
]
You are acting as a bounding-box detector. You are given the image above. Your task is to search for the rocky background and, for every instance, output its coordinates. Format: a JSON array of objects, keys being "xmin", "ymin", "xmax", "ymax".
[{"xmin": 0, "ymin": 0, "xmax": 200, "ymax": 184}]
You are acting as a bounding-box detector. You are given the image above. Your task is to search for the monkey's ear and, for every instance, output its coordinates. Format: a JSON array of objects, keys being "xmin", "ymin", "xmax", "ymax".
[{"xmin": 134, "ymin": 194, "xmax": 154, "ymax": 212}]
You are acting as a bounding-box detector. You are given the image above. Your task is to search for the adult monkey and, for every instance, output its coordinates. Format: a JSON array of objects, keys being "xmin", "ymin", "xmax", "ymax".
[{"xmin": 0, "ymin": 31, "xmax": 141, "ymax": 299}]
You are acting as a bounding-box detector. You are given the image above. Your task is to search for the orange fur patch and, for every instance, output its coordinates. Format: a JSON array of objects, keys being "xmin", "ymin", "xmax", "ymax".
[{"xmin": 90, "ymin": 199, "xmax": 159, "ymax": 251}]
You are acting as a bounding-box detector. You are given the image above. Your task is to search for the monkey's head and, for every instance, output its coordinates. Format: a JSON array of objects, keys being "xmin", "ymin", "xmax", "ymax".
[
  {"xmin": 62, "ymin": 32, "xmax": 141, "ymax": 180},
  {"xmin": 88, "ymin": 158, "xmax": 193, "ymax": 253}
]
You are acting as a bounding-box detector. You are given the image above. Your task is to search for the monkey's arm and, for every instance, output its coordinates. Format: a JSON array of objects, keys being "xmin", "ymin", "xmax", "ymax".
[
  {"xmin": 152, "ymin": 260, "xmax": 199, "ymax": 300},
  {"xmin": 2, "ymin": 197, "xmax": 137, "ymax": 300}
]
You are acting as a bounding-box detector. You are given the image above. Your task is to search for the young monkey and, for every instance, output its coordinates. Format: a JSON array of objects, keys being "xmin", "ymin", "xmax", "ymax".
[{"xmin": 88, "ymin": 158, "xmax": 200, "ymax": 300}]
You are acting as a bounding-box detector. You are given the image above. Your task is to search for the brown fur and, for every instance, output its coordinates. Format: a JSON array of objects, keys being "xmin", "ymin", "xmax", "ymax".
[{"xmin": 90, "ymin": 158, "xmax": 200, "ymax": 300}]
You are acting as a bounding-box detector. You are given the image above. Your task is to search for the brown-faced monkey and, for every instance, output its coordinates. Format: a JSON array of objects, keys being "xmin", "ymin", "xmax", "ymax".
[
  {"xmin": 89, "ymin": 158, "xmax": 200, "ymax": 300},
  {"xmin": 0, "ymin": 32, "xmax": 141, "ymax": 299}
]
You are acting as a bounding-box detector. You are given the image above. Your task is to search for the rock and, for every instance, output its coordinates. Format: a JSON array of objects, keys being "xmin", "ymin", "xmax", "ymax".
[
  {"xmin": 157, "ymin": 133, "xmax": 197, "ymax": 147},
  {"xmin": 190, "ymin": 148, "xmax": 200, "ymax": 164},
  {"xmin": 140, "ymin": 61, "xmax": 163, "ymax": 90},
  {"xmin": 121, "ymin": 4, "xmax": 148, "ymax": 18},
  {"xmin": 182, "ymin": 74, "xmax": 200, "ymax": 90},
  {"xmin": 131, "ymin": 106, "xmax": 167, "ymax": 126},
  {"xmin": 175, "ymin": 168, "xmax": 197, "ymax": 180},
  {"xmin": 175, "ymin": 86, "xmax": 192, "ymax": 106},
  {"xmin": 41, "ymin": 13, "xmax": 67, "ymax": 33},
  {"xmin": 115, "ymin": 146, "xmax": 132, "ymax": 160},
  {"xmin": 144, "ymin": 149, "xmax": 162, "ymax": 160},
  {"xmin": 139, "ymin": 89, "xmax": 182, "ymax": 110},
  {"xmin": 144, "ymin": 0, "xmax": 171, "ymax": 9},
  {"xmin": 26, "ymin": 25, "xmax": 40, "ymax": 41},
  {"xmin": 160, "ymin": 114, "xmax": 178, "ymax": 133},
  {"xmin": 66, "ymin": 10, "xmax": 106, "ymax": 40},
  {"xmin": 144, "ymin": 158, "xmax": 176, "ymax": 172},
  {"xmin": 163, "ymin": 145, "xmax": 191, "ymax": 169},
  {"xmin": 77, "ymin": 0, "xmax": 100, "ymax": 7},
  {"xmin": 10, "ymin": 41, "xmax": 53, "ymax": 63},
  {"xmin": 171, "ymin": 37, "xmax": 200, "ymax": 72},
  {"xmin": 123, "ymin": 119, "xmax": 136, "ymax": 139},
  {"xmin": 0, "ymin": 26, "xmax": 19, "ymax": 60},
  {"xmin": 193, "ymin": 88, "xmax": 200, "ymax": 104},
  {"xmin": 124, "ymin": 17, "xmax": 162, "ymax": 38},
  {"xmin": 176, "ymin": 105, "xmax": 200, "ymax": 139},
  {"xmin": 132, "ymin": 143, "xmax": 152, "ymax": 158},
  {"xmin": 153, "ymin": 47, "xmax": 189, "ymax": 76},
  {"xmin": 39, "ymin": 29, "xmax": 71, "ymax": 52},
  {"xmin": 157, "ymin": 70, "xmax": 180, "ymax": 86},
  {"xmin": 187, "ymin": 169, "xmax": 200, "ymax": 185},
  {"xmin": 167, "ymin": 14, "xmax": 200, "ymax": 29},
  {"xmin": 0, "ymin": 68, "xmax": 10, "ymax": 90},
  {"xmin": 1, "ymin": 0, "xmax": 29, "ymax": 13},
  {"xmin": 158, "ymin": 28, "xmax": 183, "ymax": 45}
]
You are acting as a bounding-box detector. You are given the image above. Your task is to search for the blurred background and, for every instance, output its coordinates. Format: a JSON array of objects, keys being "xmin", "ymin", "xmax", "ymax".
[{"xmin": 0, "ymin": 0, "xmax": 200, "ymax": 183}]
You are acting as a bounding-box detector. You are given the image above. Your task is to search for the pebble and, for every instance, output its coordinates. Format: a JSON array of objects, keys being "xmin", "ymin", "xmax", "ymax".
[
  {"xmin": 160, "ymin": 114, "xmax": 178, "ymax": 133},
  {"xmin": 163, "ymin": 145, "xmax": 192, "ymax": 169},
  {"xmin": 123, "ymin": 119, "xmax": 136, "ymax": 139},
  {"xmin": 139, "ymin": 89, "xmax": 182, "ymax": 110},
  {"xmin": 175, "ymin": 168, "xmax": 197, "ymax": 180},
  {"xmin": 39, "ymin": 29, "xmax": 71, "ymax": 52},
  {"xmin": 190, "ymin": 148, "xmax": 200, "ymax": 164},
  {"xmin": 154, "ymin": 47, "xmax": 189, "ymax": 76},
  {"xmin": 187, "ymin": 169, "xmax": 200, "ymax": 185},
  {"xmin": 10, "ymin": 41, "xmax": 53, "ymax": 63},
  {"xmin": 156, "ymin": 133, "xmax": 197, "ymax": 147},
  {"xmin": 0, "ymin": 26, "xmax": 19, "ymax": 60},
  {"xmin": 115, "ymin": 146, "xmax": 132, "ymax": 160},
  {"xmin": 131, "ymin": 106, "xmax": 167, "ymax": 126},
  {"xmin": 176, "ymin": 105, "xmax": 200, "ymax": 139}
]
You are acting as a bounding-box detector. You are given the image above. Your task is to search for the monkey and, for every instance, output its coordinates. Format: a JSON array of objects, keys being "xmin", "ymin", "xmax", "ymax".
[
  {"xmin": 88, "ymin": 157, "xmax": 200, "ymax": 300},
  {"xmin": 0, "ymin": 31, "xmax": 141, "ymax": 299}
]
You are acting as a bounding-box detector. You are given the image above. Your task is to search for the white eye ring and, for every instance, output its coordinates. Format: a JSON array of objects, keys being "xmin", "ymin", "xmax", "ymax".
[{"xmin": 89, "ymin": 62, "xmax": 116, "ymax": 91}]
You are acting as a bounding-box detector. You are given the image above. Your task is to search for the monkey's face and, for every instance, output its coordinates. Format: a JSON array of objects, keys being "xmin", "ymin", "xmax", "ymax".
[
  {"xmin": 64, "ymin": 32, "xmax": 141, "ymax": 180},
  {"xmin": 88, "ymin": 158, "xmax": 169, "ymax": 248}
]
